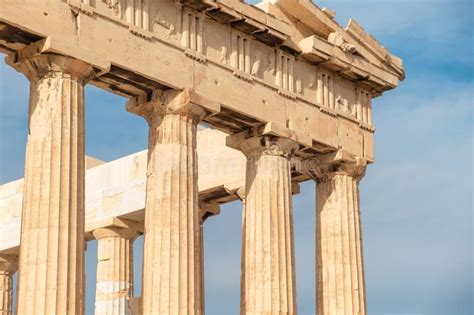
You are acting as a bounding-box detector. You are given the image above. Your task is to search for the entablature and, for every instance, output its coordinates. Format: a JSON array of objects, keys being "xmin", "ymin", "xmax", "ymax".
[{"xmin": 1, "ymin": 0, "xmax": 388, "ymax": 162}]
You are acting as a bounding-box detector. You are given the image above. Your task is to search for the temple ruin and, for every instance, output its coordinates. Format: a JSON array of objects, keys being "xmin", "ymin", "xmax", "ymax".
[{"xmin": 0, "ymin": 0, "xmax": 404, "ymax": 314}]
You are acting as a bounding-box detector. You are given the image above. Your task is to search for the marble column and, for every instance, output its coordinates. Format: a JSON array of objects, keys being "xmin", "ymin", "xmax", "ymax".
[
  {"xmin": 127, "ymin": 89, "xmax": 205, "ymax": 315},
  {"xmin": 7, "ymin": 54, "xmax": 94, "ymax": 315},
  {"xmin": 92, "ymin": 227, "xmax": 139, "ymax": 315},
  {"xmin": 0, "ymin": 254, "xmax": 18, "ymax": 315},
  {"xmin": 234, "ymin": 135, "xmax": 299, "ymax": 315},
  {"xmin": 306, "ymin": 153, "xmax": 367, "ymax": 315}
]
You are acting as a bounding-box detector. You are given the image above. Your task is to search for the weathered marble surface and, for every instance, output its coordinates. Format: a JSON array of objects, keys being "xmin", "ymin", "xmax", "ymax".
[
  {"xmin": 130, "ymin": 90, "xmax": 205, "ymax": 314},
  {"xmin": 233, "ymin": 136, "xmax": 299, "ymax": 315},
  {"xmin": 11, "ymin": 54, "xmax": 95, "ymax": 315}
]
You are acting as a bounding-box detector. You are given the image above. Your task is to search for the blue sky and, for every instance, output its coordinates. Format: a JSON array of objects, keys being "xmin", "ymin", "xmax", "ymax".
[{"xmin": 0, "ymin": 0, "xmax": 472, "ymax": 314}]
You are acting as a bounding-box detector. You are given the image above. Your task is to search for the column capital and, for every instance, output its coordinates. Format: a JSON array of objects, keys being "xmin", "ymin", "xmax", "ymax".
[
  {"xmin": 305, "ymin": 150, "xmax": 367, "ymax": 182},
  {"xmin": 230, "ymin": 135, "xmax": 299, "ymax": 159},
  {"xmin": 227, "ymin": 122, "xmax": 311, "ymax": 159},
  {"xmin": 0, "ymin": 254, "xmax": 18, "ymax": 274},
  {"xmin": 6, "ymin": 53, "xmax": 95, "ymax": 83},
  {"xmin": 92, "ymin": 227, "xmax": 139, "ymax": 241},
  {"xmin": 86, "ymin": 217, "xmax": 144, "ymax": 240},
  {"xmin": 126, "ymin": 89, "xmax": 209, "ymax": 124}
]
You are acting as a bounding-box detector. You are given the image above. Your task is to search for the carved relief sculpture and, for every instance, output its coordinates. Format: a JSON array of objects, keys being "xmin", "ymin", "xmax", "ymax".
[
  {"xmin": 251, "ymin": 51, "xmax": 261, "ymax": 76},
  {"xmin": 219, "ymin": 46, "xmax": 228, "ymax": 64},
  {"xmin": 328, "ymin": 31, "xmax": 357, "ymax": 53},
  {"xmin": 296, "ymin": 79, "xmax": 303, "ymax": 94},
  {"xmin": 102, "ymin": 0, "xmax": 120, "ymax": 16},
  {"xmin": 268, "ymin": 50, "xmax": 276, "ymax": 74}
]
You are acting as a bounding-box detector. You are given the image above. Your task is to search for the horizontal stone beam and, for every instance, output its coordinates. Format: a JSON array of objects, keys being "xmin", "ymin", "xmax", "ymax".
[{"xmin": 0, "ymin": 129, "xmax": 247, "ymax": 254}]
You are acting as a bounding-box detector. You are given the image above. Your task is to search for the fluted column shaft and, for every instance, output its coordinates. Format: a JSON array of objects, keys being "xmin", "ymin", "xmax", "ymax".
[
  {"xmin": 93, "ymin": 227, "xmax": 139, "ymax": 315},
  {"xmin": 0, "ymin": 255, "xmax": 18, "ymax": 315},
  {"xmin": 128, "ymin": 90, "xmax": 204, "ymax": 315},
  {"xmin": 307, "ymin": 156, "xmax": 367, "ymax": 315},
  {"xmin": 7, "ymin": 54, "xmax": 94, "ymax": 315},
  {"xmin": 237, "ymin": 136, "xmax": 298, "ymax": 315}
]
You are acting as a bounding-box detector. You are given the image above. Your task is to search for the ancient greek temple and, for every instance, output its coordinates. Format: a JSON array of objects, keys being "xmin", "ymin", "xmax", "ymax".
[{"xmin": 0, "ymin": 0, "xmax": 404, "ymax": 314}]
